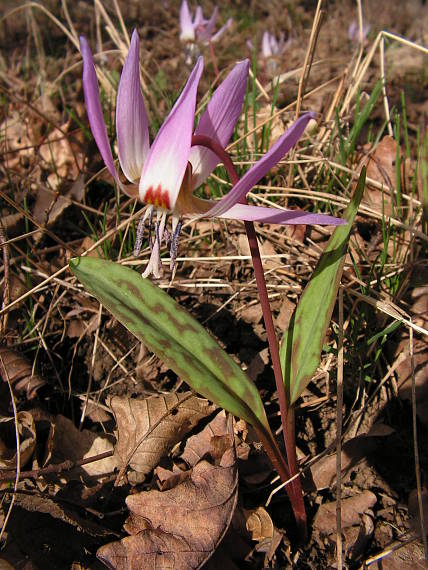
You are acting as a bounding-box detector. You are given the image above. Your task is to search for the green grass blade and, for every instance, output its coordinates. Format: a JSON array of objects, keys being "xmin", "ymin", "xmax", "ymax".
[
  {"xmin": 280, "ymin": 167, "xmax": 366, "ymax": 405},
  {"xmin": 69, "ymin": 257, "xmax": 272, "ymax": 435},
  {"xmin": 346, "ymin": 80, "xmax": 382, "ymax": 157}
]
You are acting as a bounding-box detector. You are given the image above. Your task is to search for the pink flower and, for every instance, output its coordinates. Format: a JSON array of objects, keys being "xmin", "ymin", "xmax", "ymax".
[
  {"xmin": 348, "ymin": 20, "xmax": 370, "ymax": 44},
  {"xmin": 179, "ymin": 0, "xmax": 232, "ymax": 45},
  {"xmin": 81, "ymin": 30, "xmax": 344, "ymax": 277}
]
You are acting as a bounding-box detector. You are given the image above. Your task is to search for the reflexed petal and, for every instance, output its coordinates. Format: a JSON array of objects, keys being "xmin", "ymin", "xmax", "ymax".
[
  {"xmin": 348, "ymin": 21, "xmax": 358, "ymax": 42},
  {"xmin": 218, "ymin": 203, "xmax": 346, "ymax": 225},
  {"xmin": 277, "ymin": 32, "xmax": 285, "ymax": 55},
  {"xmin": 139, "ymin": 57, "xmax": 204, "ymax": 211},
  {"xmin": 206, "ymin": 112, "xmax": 315, "ymax": 217},
  {"xmin": 262, "ymin": 31, "xmax": 272, "ymax": 58},
  {"xmin": 189, "ymin": 59, "xmax": 249, "ymax": 188},
  {"xmin": 270, "ymin": 34, "xmax": 279, "ymax": 55},
  {"xmin": 116, "ymin": 30, "xmax": 149, "ymax": 183},
  {"xmin": 193, "ymin": 6, "xmax": 204, "ymax": 27},
  {"xmin": 180, "ymin": 0, "xmax": 195, "ymax": 41},
  {"xmin": 80, "ymin": 36, "xmax": 121, "ymax": 186},
  {"xmin": 196, "ymin": 6, "xmax": 218, "ymax": 43},
  {"xmin": 211, "ymin": 17, "xmax": 233, "ymax": 43}
]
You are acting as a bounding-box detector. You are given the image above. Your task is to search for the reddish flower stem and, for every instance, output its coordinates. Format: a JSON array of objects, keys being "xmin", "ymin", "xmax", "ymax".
[
  {"xmin": 191, "ymin": 134, "xmax": 307, "ymax": 540},
  {"xmin": 208, "ymin": 41, "xmax": 219, "ymax": 79}
]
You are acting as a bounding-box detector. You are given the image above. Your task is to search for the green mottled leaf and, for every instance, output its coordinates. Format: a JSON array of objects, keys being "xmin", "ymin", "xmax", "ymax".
[
  {"xmin": 69, "ymin": 257, "xmax": 272, "ymax": 437},
  {"xmin": 280, "ymin": 167, "xmax": 366, "ymax": 405}
]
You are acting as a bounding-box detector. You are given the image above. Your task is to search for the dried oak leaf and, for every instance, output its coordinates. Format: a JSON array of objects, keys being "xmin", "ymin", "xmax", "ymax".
[
  {"xmin": 360, "ymin": 135, "xmax": 397, "ymax": 215},
  {"xmin": 309, "ymin": 435, "xmax": 380, "ymax": 490},
  {"xmin": 45, "ymin": 414, "xmax": 116, "ymax": 482},
  {"xmin": 245, "ymin": 506, "xmax": 274, "ymax": 542},
  {"xmin": 0, "ymin": 411, "xmax": 36, "ymax": 469},
  {"xmin": 313, "ymin": 490, "xmax": 377, "ymax": 535},
  {"xmin": 109, "ymin": 392, "xmax": 216, "ymax": 482},
  {"xmin": 369, "ymin": 541, "xmax": 426, "ymax": 569},
  {"xmin": 180, "ymin": 409, "xmax": 231, "ymax": 468},
  {"xmin": 97, "ymin": 413, "xmax": 238, "ymax": 570},
  {"xmin": 0, "ymin": 347, "xmax": 46, "ymax": 399},
  {"xmin": 32, "ymin": 173, "xmax": 85, "ymax": 235}
]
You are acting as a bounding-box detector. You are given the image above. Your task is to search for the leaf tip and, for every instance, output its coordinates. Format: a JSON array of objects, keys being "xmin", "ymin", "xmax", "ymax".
[{"xmin": 69, "ymin": 257, "xmax": 81, "ymax": 273}]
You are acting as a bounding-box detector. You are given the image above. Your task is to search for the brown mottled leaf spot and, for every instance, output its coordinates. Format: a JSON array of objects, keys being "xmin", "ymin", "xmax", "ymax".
[{"xmin": 152, "ymin": 302, "xmax": 200, "ymax": 336}]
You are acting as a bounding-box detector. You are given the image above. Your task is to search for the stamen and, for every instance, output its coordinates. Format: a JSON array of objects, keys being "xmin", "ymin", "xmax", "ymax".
[
  {"xmin": 184, "ymin": 42, "xmax": 200, "ymax": 66},
  {"xmin": 170, "ymin": 215, "xmax": 182, "ymax": 270},
  {"xmin": 133, "ymin": 218, "xmax": 145, "ymax": 257},
  {"xmin": 142, "ymin": 211, "xmax": 167, "ymax": 279},
  {"xmin": 148, "ymin": 207, "xmax": 154, "ymax": 248},
  {"xmin": 133, "ymin": 206, "xmax": 154, "ymax": 257}
]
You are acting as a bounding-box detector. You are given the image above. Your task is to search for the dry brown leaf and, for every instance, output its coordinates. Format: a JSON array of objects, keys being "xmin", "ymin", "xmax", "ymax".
[
  {"xmin": 276, "ymin": 297, "xmax": 295, "ymax": 331},
  {"xmin": 32, "ymin": 173, "xmax": 85, "ymax": 230},
  {"xmin": 66, "ymin": 319, "xmax": 88, "ymax": 339},
  {"xmin": 408, "ymin": 487, "xmax": 428, "ymax": 534},
  {"xmin": 395, "ymin": 284, "xmax": 428, "ymax": 426},
  {"xmin": 309, "ymin": 435, "xmax": 379, "ymax": 490},
  {"xmin": 97, "ymin": 413, "xmax": 238, "ymax": 569},
  {"xmin": 0, "ymin": 347, "xmax": 46, "ymax": 399},
  {"xmin": 180, "ymin": 410, "xmax": 231, "ymax": 468},
  {"xmin": 204, "ymin": 506, "xmax": 253, "ymax": 569},
  {"xmin": 260, "ymin": 239, "xmax": 280, "ymax": 271},
  {"xmin": 45, "ymin": 415, "xmax": 116, "ymax": 482},
  {"xmin": 79, "ymin": 401, "xmax": 112, "ymax": 424},
  {"xmin": 361, "ymin": 136, "xmax": 397, "ymax": 215},
  {"xmin": 0, "ymin": 110, "xmax": 34, "ymax": 170},
  {"xmin": 313, "ymin": 490, "xmax": 377, "ymax": 535},
  {"xmin": 347, "ymin": 512, "xmax": 375, "ymax": 561},
  {"xmin": 237, "ymin": 233, "xmax": 251, "ymax": 257},
  {"xmin": 109, "ymin": 392, "xmax": 217, "ymax": 482},
  {"xmin": 240, "ymin": 304, "xmax": 263, "ymax": 324},
  {"xmin": 77, "ymin": 236, "xmax": 104, "ymax": 258},
  {"xmin": 245, "ymin": 506, "xmax": 274, "ymax": 541},
  {"xmin": 369, "ymin": 541, "xmax": 426, "ymax": 569},
  {"xmin": 0, "ymin": 411, "xmax": 36, "ymax": 469},
  {"xmin": 246, "ymin": 348, "xmax": 269, "ymax": 382}
]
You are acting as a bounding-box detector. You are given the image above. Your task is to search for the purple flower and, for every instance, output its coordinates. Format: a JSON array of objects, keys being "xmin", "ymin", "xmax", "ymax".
[
  {"xmin": 348, "ymin": 20, "xmax": 370, "ymax": 44},
  {"xmin": 247, "ymin": 32, "xmax": 291, "ymax": 59},
  {"xmin": 261, "ymin": 31, "xmax": 291, "ymax": 58},
  {"xmin": 179, "ymin": 0, "xmax": 232, "ymax": 44},
  {"xmin": 81, "ymin": 30, "xmax": 344, "ymax": 277}
]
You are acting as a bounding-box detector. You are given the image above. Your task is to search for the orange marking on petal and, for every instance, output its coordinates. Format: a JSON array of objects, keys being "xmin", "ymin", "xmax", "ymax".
[{"xmin": 144, "ymin": 185, "xmax": 170, "ymax": 210}]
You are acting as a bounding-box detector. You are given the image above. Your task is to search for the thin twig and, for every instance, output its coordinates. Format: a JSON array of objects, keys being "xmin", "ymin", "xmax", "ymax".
[{"xmin": 0, "ymin": 450, "xmax": 114, "ymax": 483}]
